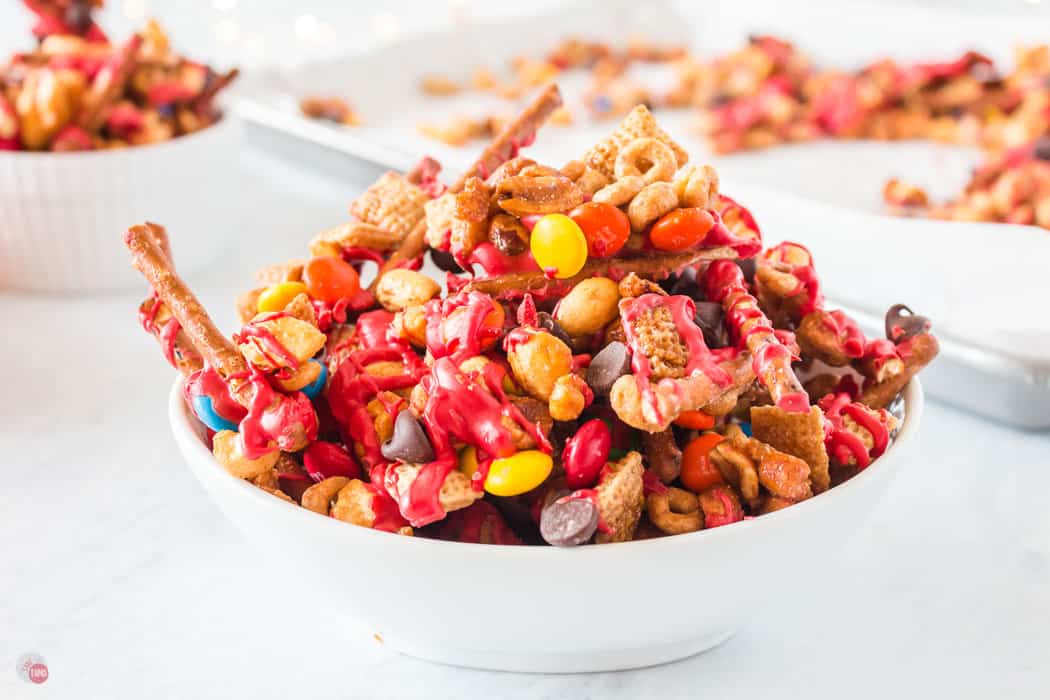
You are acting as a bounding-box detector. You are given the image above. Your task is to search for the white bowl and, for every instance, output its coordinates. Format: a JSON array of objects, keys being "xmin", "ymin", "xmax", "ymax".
[
  {"xmin": 0, "ymin": 117, "xmax": 240, "ymax": 294},
  {"xmin": 169, "ymin": 376, "xmax": 923, "ymax": 673}
]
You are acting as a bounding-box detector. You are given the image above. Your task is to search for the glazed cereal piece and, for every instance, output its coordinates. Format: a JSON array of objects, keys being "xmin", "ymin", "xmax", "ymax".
[
  {"xmin": 641, "ymin": 429, "xmax": 682, "ymax": 484},
  {"xmin": 698, "ymin": 485, "xmax": 744, "ymax": 528},
  {"xmin": 423, "ymin": 193, "xmax": 458, "ymax": 249},
  {"xmin": 620, "ymin": 297, "xmax": 690, "ymax": 381},
  {"xmin": 717, "ymin": 424, "xmax": 813, "ymax": 504},
  {"xmin": 235, "ymin": 314, "xmax": 326, "ymax": 373},
  {"xmin": 820, "ymin": 393, "xmax": 898, "ymax": 470},
  {"xmin": 610, "ymin": 352, "xmax": 754, "ymax": 433},
  {"xmin": 594, "ymin": 451, "xmax": 645, "ymax": 544},
  {"xmin": 584, "ymin": 105, "xmax": 689, "ymax": 177},
  {"xmin": 859, "ymin": 332, "xmax": 939, "ymax": 410},
  {"xmin": 646, "ymin": 486, "xmax": 702, "ymax": 535},
  {"xmin": 751, "ymin": 405, "xmax": 830, "ymax": 493},
  {"xmin": 212, "ymin": 429, "xmax": 279, "ymax": 480},
  {"xmin": 308, "ymin": 222, "xmax": 402, "ymax": 259},
  {"xmin": 384, "ymin": 463, "xmax": 484, "ymax": 526},
  {"xmin": 331, "ymin": 479, "xmax": 412, "ymax": 535},
  {"xmin": 349, "ymin": 172, "xmax": 430, "ymax": 241},
  {"xmin": 301, "ymin": 476, "xmax": 351, "ymax": 514}
]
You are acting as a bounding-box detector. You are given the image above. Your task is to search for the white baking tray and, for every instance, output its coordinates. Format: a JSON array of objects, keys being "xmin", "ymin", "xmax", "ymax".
[{"xmin": 235, "ymin": 0, "xmax": 1050, "ymax": 427}]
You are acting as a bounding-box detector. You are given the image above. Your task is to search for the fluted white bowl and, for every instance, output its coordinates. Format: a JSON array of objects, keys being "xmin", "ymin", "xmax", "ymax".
[
  {"xmin": 0, "ymin": 117, "xmax": 239, "ymax": 293},
  {"xmin": 169, "ymin": 375, "xmax": 923, "ymax": 673}
]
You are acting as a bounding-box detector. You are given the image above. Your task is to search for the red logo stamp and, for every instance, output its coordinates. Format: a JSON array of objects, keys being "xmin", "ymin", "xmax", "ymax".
[{"xmin": 17, "ymin": 653, "xmax": 49, "ymax": 685}]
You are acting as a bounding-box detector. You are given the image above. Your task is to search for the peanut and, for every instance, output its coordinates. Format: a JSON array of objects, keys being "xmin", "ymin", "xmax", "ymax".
[
  {"xmin": 506, "ymin": 330, "xmax": 573, "ymax": 401},
  {"xmin": 554, "ymin": 277, "xmax": 621, "ymax": 336},
  {"xmin": 375, "ymin": 269, "xmax": 440, "ymax": 312}
]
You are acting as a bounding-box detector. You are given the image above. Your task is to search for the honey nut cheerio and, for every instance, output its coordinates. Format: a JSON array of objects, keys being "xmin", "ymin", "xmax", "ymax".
[{"xmin": 127, "ymin": 88, "xmax": 937, "ymax": 547}]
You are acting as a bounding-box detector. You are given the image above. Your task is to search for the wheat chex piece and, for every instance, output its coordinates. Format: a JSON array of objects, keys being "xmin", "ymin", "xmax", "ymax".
[
  {"xmin": 750, "ymin": 405, "xmax": 830, "ymax": 494},
  {"xmin": 594, "ymin": 451, "xmax": 645, "ymax": 544},
  {"xmin": 584, "ymin": 105, "xmax": 689, "ymax": 178},
  {"xmin": 309, "ymin": 222, "xmax": 404, "ymax": 259},
  {"xmin": 349, "ymin": 172, "xmax": 430, "ymax": 241}
]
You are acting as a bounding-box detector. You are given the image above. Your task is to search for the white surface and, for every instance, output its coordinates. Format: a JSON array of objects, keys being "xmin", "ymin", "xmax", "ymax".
[
  {"xmin": 170, "ymin": 371, "xmax": 921, "ymax": 672},
  {"xmin": 2, "ymin": 151, "xmax": 1049, "ymax": 697},
  {"xmin": 0, "ymin": 118, "xmax": 240, "ymax": 293}
]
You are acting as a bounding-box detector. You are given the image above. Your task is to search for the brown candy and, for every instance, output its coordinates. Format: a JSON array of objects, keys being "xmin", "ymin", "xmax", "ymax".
[
  {"xmin": 540, "ymin": 497, "xmax": 599, "ymax": 546},
  {"xmin": 380, "ymin": 410, "xmax": 435, "ymax": 464},
  {"xmin": 586, "ymin": 341, "xmax": 631, "ymax": 396},
  {"xmin": 884, "ymin": 304, "xmax": 931, "ymax": 343},
  {"xmin": 489, "ymin": 214, "xmax": 529, "ymax": 255}
]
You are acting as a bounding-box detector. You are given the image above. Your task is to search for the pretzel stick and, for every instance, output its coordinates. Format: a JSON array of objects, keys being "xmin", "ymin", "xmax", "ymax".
[
  {"xmin": 701, "ymin": 259, "xmax": 808, "ymax": 411},
  {"xmin": 466, "ymin": 247, "xmax": 735, "ymax": 298},
  {"xmin": 378, "ymin": 84, "xmax": 564, "ymax": 276},
  {"xmin": 144, "ymin": 221, "xmax": 172, "ymax": 261},
  {"xmin": 77, "ymin": 33, "xmax": 142, "ymax": 132},
  {"xmin": 125, "ymin": 224, "xmax": 248, "ymax": 383}
]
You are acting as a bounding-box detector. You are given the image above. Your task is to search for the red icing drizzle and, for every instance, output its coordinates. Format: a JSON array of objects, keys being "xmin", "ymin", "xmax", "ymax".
[
  {"xmin": 233, "ymin": 312, "xmax": 298, "ymax": 372},
  {"xmin": 138, "ymin": 292, "xmax": 181, "ymax": 367},
  {"xmin": 424, "ymin": 290, "xmax": 503, "ymax": 365},
  {"xmin": 702, "ymin": 260, "xmax": 808, "ymax": 412},
  {"xmin": 819, "ymin": 392, "xmax": 891, "ymax": 469},
  {"xmin": 184, "ymin": 366, "xmax": 247, "ymax": 424},
  {"xmin": 822, "ymin": 310, "xmax": 866, "ymax": 358},
  {"xmin": 236, "ymin": 370, "xmax": 319, "ymax": 459}
]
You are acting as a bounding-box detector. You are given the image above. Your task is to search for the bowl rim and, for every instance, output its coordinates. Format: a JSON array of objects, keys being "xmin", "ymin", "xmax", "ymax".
[
  {"xmin": 169, "ymin": 375, "xmax": 923, "ymax": 557},
  {"xmin": 0, "ymin": 113, "xmax": 236, "ymax": 162}
]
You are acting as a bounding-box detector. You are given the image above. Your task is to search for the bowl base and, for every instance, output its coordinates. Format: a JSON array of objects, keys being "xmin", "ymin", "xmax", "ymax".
[{"xmin": 385, "ymin": 628, "xmax": 737, "ymax": 673}]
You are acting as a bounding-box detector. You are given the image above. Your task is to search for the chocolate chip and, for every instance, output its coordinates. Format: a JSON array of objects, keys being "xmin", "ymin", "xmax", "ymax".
[
  {"xmin": 1033, "ymin": 137, "xmax": 1050, "ymax": 162},
  {"xmin": 429, "ymin": 249, "xmax": 464, "ymax": 273},
  {"xmin": 668, "ymin": 266, "xmax": 703, "ymax": 301},
  {"xmin": 540, "ymin": 498, "xmax": 599, "ymax": 546},
  {"xmin": 537, "ymin": 311, "xmax": 572, "ymax": 347},
  {"xmin": 380, "ymin": 411, "xmax": 435, "ymax": 464},
  {"xmin": 735, "ymin": 257, "xmax": 757, "ymax": 284},
  {"xmin": 694, "ymin": 301, "xmax": 729, "ymax": 348},
  {"xmin": 586, "ymin": 341, "xmax": 631, "ymax": 396},
  {"xmin": 884, "ymin": 304, "xmax": 931, "ymax": 343}
]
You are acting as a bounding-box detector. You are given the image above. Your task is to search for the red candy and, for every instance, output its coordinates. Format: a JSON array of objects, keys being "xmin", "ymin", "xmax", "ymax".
[
  {"xmin": 303, "ymin": 441, "xmax": 361, "ymax": 482},
  {"xmin": 562, "ymin": 419, "xmax": 611, "ymax": 488},
  {"xmin": 570, "ymin": 202, "xmax": 630, "ymax": 258},
  {"xmin": 303, "ymin": 256, "xmax": 362, "ymax": 303},
  {"xmin": 648, "ymin": 207, "xmax": 715, "ymax": 252}
]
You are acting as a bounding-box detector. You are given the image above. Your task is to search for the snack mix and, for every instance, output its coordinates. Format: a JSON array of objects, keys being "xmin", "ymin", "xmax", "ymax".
[
  {"xmin": 127, "ymin": 85, "xmax": 939, "ymax": 546},
  {"xmin": 0, "ymin": 1, "xmax": 236, "ymax": 152},
  {"xmin": 405, "ymin": 35, "xmax": 1049, "ymax": 229}
]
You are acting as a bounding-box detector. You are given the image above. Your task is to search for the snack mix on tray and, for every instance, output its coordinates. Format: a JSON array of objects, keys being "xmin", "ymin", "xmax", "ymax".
[
  {"xmin": 126, "ymin": 85, "xmax": 939, "ymax": 546},
  {"xmin": 0, "ymin": 1, "xmax": 236, "ymax": 151}
]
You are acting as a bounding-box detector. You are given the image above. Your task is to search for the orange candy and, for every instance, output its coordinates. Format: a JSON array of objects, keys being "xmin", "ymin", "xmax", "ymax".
[
  {"xmin": 674, "ymin": 410, "xmax": 716, "ymax": 430},
  {"xmin": 680, "ymin": 432, "xmax": 724, "ymax": 494},
  {"xmin": 648, "ymin": 207, "xmax": 715, "ymax": 252},
  {"xmin": 302, "ymin": 256, "xmax": 361, "ymax": 303}
]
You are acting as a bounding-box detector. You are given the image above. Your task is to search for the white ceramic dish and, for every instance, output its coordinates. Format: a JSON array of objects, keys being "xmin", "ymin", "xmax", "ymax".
[
  {"xmin": 169, "ymin": 376, "xmax": 923, "ymax": 673},
  {"xmin": 0, "ymin": 116, "xmax": 240, "ymax": 294}
]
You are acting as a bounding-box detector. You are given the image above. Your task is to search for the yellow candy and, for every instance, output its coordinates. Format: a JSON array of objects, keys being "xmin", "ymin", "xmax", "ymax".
[
  {"xmin": 257, "ymin": 281, "xmax": 308, "ymax": 313},
  {"xmin": 530, "ymin": 214, "xmax": 588, "ymax": 279},
  {"xmin": 483, "ymin": 450, "xmax": 553, "ymax": 497}
]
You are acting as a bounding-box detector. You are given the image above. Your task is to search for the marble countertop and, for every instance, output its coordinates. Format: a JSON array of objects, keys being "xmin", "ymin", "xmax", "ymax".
[{"xmin": 1, "ymin": 150, "xmax": 1049, "ymax": 699}]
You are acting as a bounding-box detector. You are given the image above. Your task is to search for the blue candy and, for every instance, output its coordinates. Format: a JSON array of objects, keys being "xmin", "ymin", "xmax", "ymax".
[
  {"xmin": 302, "ymin": 359, "xmax": 328, "ymax": 399},
  {"xmin": 191, "ymin": 394, "xmax": 239, "ymax": 432},
  {"xmin": 739, "ymin": 422, "xmax": 752, "ymax": 437}
]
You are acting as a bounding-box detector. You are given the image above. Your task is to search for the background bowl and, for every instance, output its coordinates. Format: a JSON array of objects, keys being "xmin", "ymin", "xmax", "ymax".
[
  {"xmin": 0, "ymin": 116, "xmax": 239, "ymax": 294},
  {"xmin": 169, "ymin": 376, "xmax": 923, "ymax": 673}
]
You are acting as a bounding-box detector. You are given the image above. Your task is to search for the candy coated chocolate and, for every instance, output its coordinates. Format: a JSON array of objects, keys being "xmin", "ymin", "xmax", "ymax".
[
  {"xmin": 540, "ymin": 498, "xmax": 599, "ymax": 546},
  {"xmin": 586, "ymin": 341, "xmax": 631, "ymax": 395},
  {"xmin": 381, "ymin": 410, "xmax": 436, "ymax": 464},
  {"xmin": 1033, "ymin": 137, "xmax": 1050, "ymax": 162},
  {"xmin": 430, "ymin": 248, "xmax": 464, "ymax": 273}
]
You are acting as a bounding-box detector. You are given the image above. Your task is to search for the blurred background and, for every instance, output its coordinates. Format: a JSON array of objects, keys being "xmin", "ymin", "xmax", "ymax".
[{"xmin": 3, "ymin": 0, "xmax": 1050, "ymax": 71}]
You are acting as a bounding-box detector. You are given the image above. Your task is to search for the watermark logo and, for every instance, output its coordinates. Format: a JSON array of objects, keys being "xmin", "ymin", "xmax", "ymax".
[{"xmin": 16, "ymin": 653, "xmax": 49, "ymax": 685}]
